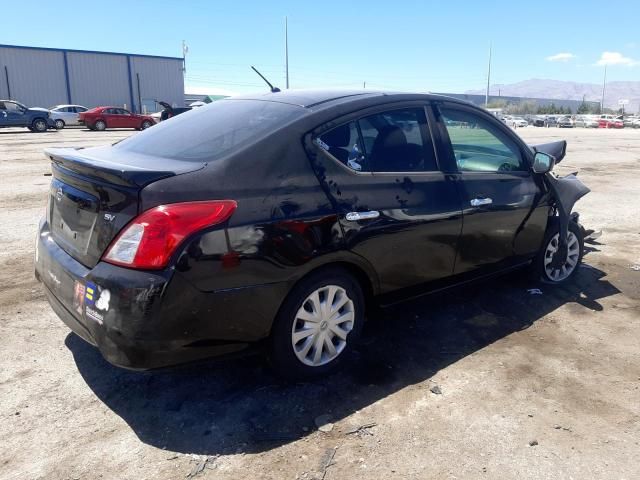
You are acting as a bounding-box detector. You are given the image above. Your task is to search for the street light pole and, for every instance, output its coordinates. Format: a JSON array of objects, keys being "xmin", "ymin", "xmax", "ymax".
[
  {"xmin": 485, "ymin": 43, "xmax": 492, "ymax": 106},
  {"xmin": 600, "ymin": 65, "xmax": 607, "ymax": 112},
  {"xmin": 285, "ymin": 17, "xmax": 289, "ymax": 89}
]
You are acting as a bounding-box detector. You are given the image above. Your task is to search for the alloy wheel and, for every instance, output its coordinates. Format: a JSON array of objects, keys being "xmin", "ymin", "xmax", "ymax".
[
  {"xmin": 291, "ymin": 285, "xmax": 355, "ymax": 367},
  {"xmin": 544, "ymin": 232, "xmax": 580, "ymax": 282}
]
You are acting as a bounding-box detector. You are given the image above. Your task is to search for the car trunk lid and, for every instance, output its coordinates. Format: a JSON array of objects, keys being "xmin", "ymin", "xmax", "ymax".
[{"xmin": 45, "ymin": 146, "xmax": 205, "ymax": 268}]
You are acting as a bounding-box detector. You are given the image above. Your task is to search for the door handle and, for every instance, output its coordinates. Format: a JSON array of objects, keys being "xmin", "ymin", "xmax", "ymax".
[
  {"xmin": 345, "ymin": 211, "xmax": 380, "ymax": 221},
  {"xmin": 470, "ymin": 197, "xmax": 493, "ymax": 207}
]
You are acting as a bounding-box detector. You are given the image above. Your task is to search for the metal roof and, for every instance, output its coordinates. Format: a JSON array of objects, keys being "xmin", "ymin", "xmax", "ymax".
[{"xmin": 0, "ymin": 44, "xmax": 182, "ymax": 61}]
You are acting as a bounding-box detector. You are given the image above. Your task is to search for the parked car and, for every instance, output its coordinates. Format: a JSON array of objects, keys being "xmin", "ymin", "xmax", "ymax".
[
  {"xmin": 557, "ymin": 116, "xmax": 574, "ymax": 128},
  {"xmin": 574, "ymin": 115, "xmax": 599, "ymax": 128},
  {"xmin": 622, "ymin": 116, "xmax": 640, "ymax": 128},
  {"xmin": 49, "ymin": 105, "xmax": 89, "ymax": 129},
  {"xmin": 531, "ymin": 116, "xmax": 546, "ymax": 127},
  {"xmin": 510, "ymin": 116, "xmax": 529, "ymax": 128},
  {"xmin": 36, "ymin": 90, "xmax": 590, "ymax": 378},
  {"xmin": 78, "ymin": 107, "xmax": 154, "ymax": 131},
  {"xmin": 159, "ymin": 101, "xmax": 192, "ymax": 122},
  {"xmin": 544, "ymin": 116, "xmax": 558, "ymax": 127},
  {"xmin": 0, "ymin": 100, "xmax": 56, "ymax": 132},
  {"xmin": 598, "ymin": 114, "xmax": 624, "ymax": 129},
  {"xmin": 151, "ymin": 101, "xmax": 193, "ymax": 124}
]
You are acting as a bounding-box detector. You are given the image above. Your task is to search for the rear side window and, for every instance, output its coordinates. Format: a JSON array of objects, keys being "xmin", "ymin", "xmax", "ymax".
[
  {"xmin": 317, "ymin": 107, "xmax": 438, "ymax": 173},
  {"xmin": 316, "ymin": 122, "xmax": 365, "ymax": 171},
  {"xmin": 115, "ymin": 100, "xmax": 306, "ymax": 161}
]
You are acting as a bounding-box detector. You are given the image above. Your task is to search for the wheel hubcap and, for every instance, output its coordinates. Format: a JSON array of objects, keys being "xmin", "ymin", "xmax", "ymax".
[
  {"xmin": 291, "ymin": 285, "xmax": 355, "ymax": 367},
  {"xmin": 544, "ymin": 232, "xmax": 580, "ymax": 281}
]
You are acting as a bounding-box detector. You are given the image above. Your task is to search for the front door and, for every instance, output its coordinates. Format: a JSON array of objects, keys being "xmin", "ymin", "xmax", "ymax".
[
  {"xmin": 309, "ymin": 104, "xmax": 462, "ymax": 294},
  {"xmin": 0, "ymin": 102, "xmax": 9, "ymax": 127},
  {"xmin": 3, "ymin": 101, "xmax": 26, "ymax": 126},
  {"xmin": 435, "ymin": 103, "xmax": 548, "ymax": 274}
]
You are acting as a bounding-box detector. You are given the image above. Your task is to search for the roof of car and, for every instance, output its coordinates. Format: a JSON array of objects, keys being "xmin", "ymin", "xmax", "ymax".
[{"xmin": 226, "ymin": 89, "xmax": 467, "ymax": 110}]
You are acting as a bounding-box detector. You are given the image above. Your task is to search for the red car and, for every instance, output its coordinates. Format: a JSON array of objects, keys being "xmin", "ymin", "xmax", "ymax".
[
  {"xmin": 78, "ymin": 107, "xmax": 154, "ymax": 131},
  {"xmin": 598, "ymin": 115, "xmax": 624, "ymax": 129}
]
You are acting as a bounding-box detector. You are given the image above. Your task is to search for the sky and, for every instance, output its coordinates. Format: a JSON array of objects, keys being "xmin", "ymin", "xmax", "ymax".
[{"xmin": 2, "ymin": 1, "xmax": 639, "ymax": 96}]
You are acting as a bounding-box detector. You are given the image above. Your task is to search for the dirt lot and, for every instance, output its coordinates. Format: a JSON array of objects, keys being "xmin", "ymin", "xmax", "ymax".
[{"xmin": 0, "ymin": 125, "xmax": 639, "ymax": 480}]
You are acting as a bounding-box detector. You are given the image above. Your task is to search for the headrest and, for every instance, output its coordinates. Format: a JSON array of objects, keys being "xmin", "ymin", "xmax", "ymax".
[
  {"xmin": 375, "ymin": 126, "xmax": 407, "ymax": 149},
  {"xmin": 322, "ymin": 124, "xmax": 351, "ymax": 147}
]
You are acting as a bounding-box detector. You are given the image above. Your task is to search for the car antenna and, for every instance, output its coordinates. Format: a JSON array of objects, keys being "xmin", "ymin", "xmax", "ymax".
[{"xmin": 251, "ymin": 66, "xmax": 281, "ymax": 93}]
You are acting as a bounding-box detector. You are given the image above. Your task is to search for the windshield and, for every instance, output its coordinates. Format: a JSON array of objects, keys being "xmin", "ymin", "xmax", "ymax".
[{"xmin": 114, "ymin": 99, "xmax": 306, "ymax": 162}]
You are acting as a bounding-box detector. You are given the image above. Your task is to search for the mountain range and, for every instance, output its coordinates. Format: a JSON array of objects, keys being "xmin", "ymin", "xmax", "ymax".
[{"xmin": 466, "ymin": 79, "xmax": 640, "ymax": 112}]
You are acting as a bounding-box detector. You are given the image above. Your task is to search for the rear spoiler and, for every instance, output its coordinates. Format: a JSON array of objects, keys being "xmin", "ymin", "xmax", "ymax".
[
  {"xmin": 530, "ymin": 140, "xmax": 567, "ymax": 164},
  {"xmin": 45, "ymin": 147, "xmax": 204, "ymax": 188}
]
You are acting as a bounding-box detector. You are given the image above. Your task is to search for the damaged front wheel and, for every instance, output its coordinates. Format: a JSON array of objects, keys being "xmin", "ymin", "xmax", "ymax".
[{"xmin": 535, "ymin": 221, "xmax": 584, "ymax": 284}]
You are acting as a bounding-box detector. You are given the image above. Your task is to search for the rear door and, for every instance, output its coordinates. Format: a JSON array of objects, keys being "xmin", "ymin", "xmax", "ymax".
[
  {"xmin": 309, "ymin": 103, "xmax": 462, "ymax": 294},
  {"xmin": 433, "ymin": 102, "xmax": 548, "ymax": 274}
]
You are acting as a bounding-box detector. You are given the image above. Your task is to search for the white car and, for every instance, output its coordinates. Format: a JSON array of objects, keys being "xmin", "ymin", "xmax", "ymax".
[
  {"xmin": 502, "ymin": 116, "xmax": 527, "ymax": 128},
  {"xmin": 575, "ymin": 115, "xmax": 599, "ymax": 128},
  {"xmin": 49, "ymin": 105, "xmax": 89, "ymax": 129},
  {"xmin": 510, "ymin": 116, "xmax": 529, "ymax": 128}
]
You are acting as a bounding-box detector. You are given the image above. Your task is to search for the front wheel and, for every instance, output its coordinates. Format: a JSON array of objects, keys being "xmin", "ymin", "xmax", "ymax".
[
  {"xmin": 534, "ymin": 221, "xmax": 584, "ymax": 284},
  {"xmin": 141, "ymin": 120, "xmax": 152, "ymax": 130},
  {"xmin": 31, "ymin": 118, "xmax": 48, "ymax": 132},
  {"xmin": 268, "ymin": 268, "xmax": 364, "ymax": 379},
  {"xmin": 54, "ymin": 119, "xmax": 65, "ymax": 130}
]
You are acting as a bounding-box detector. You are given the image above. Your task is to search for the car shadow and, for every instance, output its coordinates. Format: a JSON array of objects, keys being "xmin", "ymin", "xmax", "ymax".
[
  {"xmin": 66, "ymin": 263, "xmax": 619, "ymax": 455},
  {"xmin": 0, "ymin": 130, "xmax": 57, "ymax": 135}
]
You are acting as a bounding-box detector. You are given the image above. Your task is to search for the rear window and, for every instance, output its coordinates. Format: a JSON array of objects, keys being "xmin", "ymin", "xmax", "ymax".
[{"xmin": 114, "ymin": 100, "xmax": 305, "ymax": 162}]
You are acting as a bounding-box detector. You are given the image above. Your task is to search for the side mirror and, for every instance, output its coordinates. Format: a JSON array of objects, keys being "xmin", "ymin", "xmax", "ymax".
[{"xmin": 532, "ymin": 151, "xmax": 555, "ymax": 174}]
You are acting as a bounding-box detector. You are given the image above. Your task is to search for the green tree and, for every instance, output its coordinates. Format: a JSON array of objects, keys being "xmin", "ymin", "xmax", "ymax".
[{"xmin": 577, "ymin": 101, "xmax": 589, "ymax": 114}]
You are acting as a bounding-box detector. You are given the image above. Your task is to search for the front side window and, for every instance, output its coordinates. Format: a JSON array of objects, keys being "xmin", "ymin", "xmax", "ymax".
[
  {"xmin": 4, "ymin": 102, "xmax": 21, "ymax": 113},
  {"xmin": 317, "ymin": 107, "xmax": 437, "ymax": 173},
  {"xmin": 440, "ymin": 107, "xmax": 524, "ymax": 172}
]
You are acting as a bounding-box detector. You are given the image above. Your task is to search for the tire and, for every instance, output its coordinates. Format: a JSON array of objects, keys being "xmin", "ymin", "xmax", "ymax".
[
  {"xmin": 94, "ymin": 120, "xmax": 106, "ymax": 131},
  {"xmin": 268, "ymin": 267, "xmax": 365, "ymax": 379},
  {"xmin": 54, "ymin": 119, "xmax": 65, "ymax": 130},
  {"xmin": 31, "ymin": 118, "xmax": 47, "ymax": 132},
  {"xmin": 141, "ymin": 120, "xmax": 152, "ymax": 130},
  {"xmin": 533, "ymin": 220, "xmax": 584, "ymax": 284}
]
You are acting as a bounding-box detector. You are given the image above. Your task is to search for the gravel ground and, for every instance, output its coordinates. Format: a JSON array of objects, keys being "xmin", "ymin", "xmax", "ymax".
[{"xmin": 0, "ymin": 126, "xmax": 638, "ymax": 480}]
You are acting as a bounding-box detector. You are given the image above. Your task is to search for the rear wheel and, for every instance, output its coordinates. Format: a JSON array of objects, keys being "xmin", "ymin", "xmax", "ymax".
[
  {"xmin": 32, "ymin": 118, "xmax": 47, "ymax": 132},
  {"xmin": 268, "ymin": 267, "xmax": 364, "ymax": 379},
  {"xmin": 534, "ymin": 221, "xmax": 584, "ymax": 284},
  {"xmin": 54, "ymin": 119, "xmax": 65, "ymax": 130},
  {"xmin": 94, "ymin": 120, "xmax": 106, "ymax": 131}
]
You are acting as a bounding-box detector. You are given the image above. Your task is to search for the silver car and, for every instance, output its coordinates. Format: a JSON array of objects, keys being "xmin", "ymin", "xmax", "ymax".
[{"xmin": 49, "ymin": 105, "xmax": 89, "ymax": 129}]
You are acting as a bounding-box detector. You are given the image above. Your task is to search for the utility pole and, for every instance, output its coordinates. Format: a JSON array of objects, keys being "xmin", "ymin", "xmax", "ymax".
[
  {"xmin": 285, "ymin": 17, "xmax": 289, "ymax": 89},
  {"xmin": 182, "ymin": 40, "xmax": 188, "ymax": 74},
  {"xmin": 600, "ymin": 65, "xmax": 607, "ymax": 112},
  {"xmin": 363, "ymin": 81, "xmax": 366, "ymax": 89},
  {"xmin": 485, "ymin": 43, "xmax": 492, "ymax": 106}
]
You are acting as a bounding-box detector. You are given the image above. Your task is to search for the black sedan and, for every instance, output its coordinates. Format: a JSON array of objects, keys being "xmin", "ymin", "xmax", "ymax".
[{"xmin": 35, "ymin": 90, "xmax": 589, "ymax": 378}]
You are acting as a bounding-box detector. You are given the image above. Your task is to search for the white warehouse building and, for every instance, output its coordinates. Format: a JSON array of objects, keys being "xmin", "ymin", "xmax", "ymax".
[{"xmin": 0, "ymin": 44, "xmax": 184, "ymax": 113}]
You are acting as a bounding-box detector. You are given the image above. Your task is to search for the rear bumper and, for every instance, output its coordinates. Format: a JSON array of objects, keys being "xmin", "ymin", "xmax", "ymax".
[{"xmin": 35, "ymin": 220, "xmax": 287, "ymax": 369}]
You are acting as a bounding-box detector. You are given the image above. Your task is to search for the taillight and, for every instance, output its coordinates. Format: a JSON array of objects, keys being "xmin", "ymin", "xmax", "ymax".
[{"xmin": 103, "ymin": 200, "xmax": 237, "ymax": 269}]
